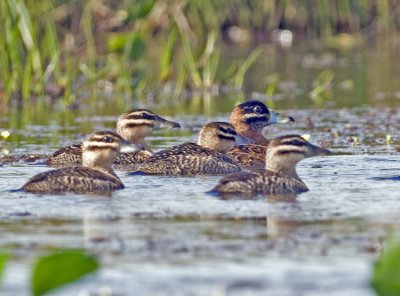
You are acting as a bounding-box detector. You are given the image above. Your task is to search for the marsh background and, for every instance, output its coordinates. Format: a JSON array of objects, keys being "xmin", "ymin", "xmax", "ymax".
[{"xmin": 1, "ymin": 1, "xmax": 400, "ymax": 295}]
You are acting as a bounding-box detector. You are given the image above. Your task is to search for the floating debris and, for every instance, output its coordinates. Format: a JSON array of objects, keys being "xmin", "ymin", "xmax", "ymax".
[
  {"xmin": 352, "ymin": 137, "xmax": 359, "ymax": 145},
  {"xmin": 1, "ymin": 130, "xmax": 10, "ymax": 140},
  {"xmin": 386, "ymin": 135, "xmax": 392, "ymax": 145}
]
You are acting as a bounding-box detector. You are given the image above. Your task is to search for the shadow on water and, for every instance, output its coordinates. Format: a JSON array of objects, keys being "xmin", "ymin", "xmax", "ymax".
[{"xmin": 371, "ymin": 176, "xmax": 400, "ymax": 181}]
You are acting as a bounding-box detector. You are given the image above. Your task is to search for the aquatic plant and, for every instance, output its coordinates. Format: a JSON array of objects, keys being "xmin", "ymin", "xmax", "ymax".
[
  {"xmin": 0, "ymin": 249, "xmax": 99, "ymax": 295},
  {"xmin": 0, "ymin": 0, "xmax": 398, "ymax": 103},
  {"xmin": 371, "ymin": 238, "xmax": 400, "ymax": 296},
  {"xmin": 0, "ymin": 252, "xmax": 9, "ymax": 287},
  {"xmin": 310, "ymin": 69, "xmax": 335, "ymax": 105},
  {"xmin": 32, "ymin": 249, "xmax": 99, "ymax": 296}
]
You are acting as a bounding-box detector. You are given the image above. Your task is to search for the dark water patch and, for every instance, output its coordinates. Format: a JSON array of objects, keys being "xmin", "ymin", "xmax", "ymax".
[
  {"xmin": 371, "ymin": 176, "xmax": 400, "ymax": 181},
  {"xmin": 0, "ymin": 154, "xmax": 46, "ymax": 165}
]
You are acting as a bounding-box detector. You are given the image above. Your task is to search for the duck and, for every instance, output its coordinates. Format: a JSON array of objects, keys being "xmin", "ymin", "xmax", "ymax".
[
  {"xmin": 45, "ymin": 109, "xmax": 180, "ymax": 166},
  {"xmin": 22, "ymin": 131, "xmax": 141, "ymax": 194},
  {"xmin": 129, "ymin": 122, "xmax": 250, "ymax": 176},
  {"xmin": 209, "ymin": 135, "xmax": 331, "ymax": 196},
  {"xmin": 227, "ymin": 100, "xmax": 295, "ymax": 169}
]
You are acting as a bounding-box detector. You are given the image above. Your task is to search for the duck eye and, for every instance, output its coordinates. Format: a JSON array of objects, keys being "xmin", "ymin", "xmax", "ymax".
[
  {"xmin": 140, "ymin": 112, "xmax": 150, "ymax": 119},
  {"xmin": 290, "ymin": 140, "xmax": 305, "ymax": 146},
  {"xmin": 254, "ymin": 106, "xmax": 263, "ymax": 114},
  {"xmin": 102, "ymin": 136, "xmax": 113, "ymax": 143}
]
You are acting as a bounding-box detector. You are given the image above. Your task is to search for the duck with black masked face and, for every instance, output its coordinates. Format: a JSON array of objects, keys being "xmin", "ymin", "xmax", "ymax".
[{"xmin": 227, "ymin": 100, "xmax": 295, "ymax": 169}]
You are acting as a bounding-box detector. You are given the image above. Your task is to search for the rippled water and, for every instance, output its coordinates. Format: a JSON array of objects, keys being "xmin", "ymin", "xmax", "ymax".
[{"xmin": 1, "ymin": 107, "xmax": 400, "ymax": 295}]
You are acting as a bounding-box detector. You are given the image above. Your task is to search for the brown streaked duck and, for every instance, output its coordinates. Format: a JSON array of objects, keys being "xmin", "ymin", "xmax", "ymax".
[
  {"xmin": 129, "ymin": 122, "xmax": 250, "ymax": 176},
  {"xmin": 210, "ymin": 135, "xmax": 331, "ymax": 196},
  {"xmin": 22, "ymin": 131, "xmax": 142, "ymax": 194},
  {"xmin": 227, "ymin": 100, "xmax": 294, "ymax": 169},
  {"xmin": 45, "ymin": 109, "xmax": 180, "ymax": 166}
]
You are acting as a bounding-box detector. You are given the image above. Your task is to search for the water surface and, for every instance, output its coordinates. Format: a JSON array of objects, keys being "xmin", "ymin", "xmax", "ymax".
[{"xmin": 1, "ymin": 106, "xmax": 400, "ymax": 295}]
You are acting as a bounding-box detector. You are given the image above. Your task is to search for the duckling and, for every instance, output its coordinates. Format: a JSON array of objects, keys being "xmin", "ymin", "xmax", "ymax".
[
  {"xmin": 210, "ymin": 135, "xmax": 331, "ymax": 196},
  {"xmin": 22, "ymin": 131, "xmax": 141, "ymax": 194},
  {"xmin": 227, "ymin": 100, "xmax": 295, "ymax": 169},
  {"xmin": 129, "ymin": 122, "xmax": 249, "ymax": 176},
  {"xmin": 45, "ymin": 109, "xmax": 180, "ymax": 166}
]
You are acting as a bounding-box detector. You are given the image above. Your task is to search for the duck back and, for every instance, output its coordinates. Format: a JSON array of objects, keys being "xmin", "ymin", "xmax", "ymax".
[
  {"xmin": 46, "ymin": 144, "xmax": 152, "ymax": 166},
  {"xmin": 45, "ymin": 144, "xmax": 83, "ymax": 166},
  {"xmin": 22, "ymin": 166, "xmax": 124, "ymax": 193},
  {"xmin": 227, "ymin": 144, "xmax": 266, "ymax": 169},
  {"xmin": 211, "ymin": 170, "xmax": 309, "ymax": 196},
  {"xmin": 131, "ymin": 143, "xmax": 241, "ymax": 176}
]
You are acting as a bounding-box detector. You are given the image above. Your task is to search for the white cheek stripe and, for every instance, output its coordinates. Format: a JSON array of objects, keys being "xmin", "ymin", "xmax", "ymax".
[
  {"xmin": 219, "ymin": 132, "xmax": 235, "ymax": 138},
  {"xmin": 84, "ymin": 142, "xmax": 119, "ymax": 149},
  {"xmin": 244, "ymin": 113, "xmax": 266, "ymax": 119},
  {"xmin": 119, "ymin": 119, "xmax": 154, "ymax": 126},
  {"xmin": 273, "ymin": 145, "xmax": 306, "ymax": 153}
]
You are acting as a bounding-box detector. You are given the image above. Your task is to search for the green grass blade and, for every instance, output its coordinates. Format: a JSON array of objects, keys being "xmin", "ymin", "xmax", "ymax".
[
  {"xmin": 233, "ymin": 47, "xmax": 263, "ymax": 88},
  {"xmin": 0, "ymin": 251, "xmax": 10, "ymax": 287},
  {"xmin": 160, "ymin": 26, "xmax": 178, "ymax": 81},
  {"xmin": 179, "ymin": 32, "xmax": 202, "ymax": 88}
]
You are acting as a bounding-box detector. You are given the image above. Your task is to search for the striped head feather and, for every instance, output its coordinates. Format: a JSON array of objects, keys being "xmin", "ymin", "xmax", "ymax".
[
  {"xmin": 116, "ymin": 109, "xmax": 180, "ymax": 143},
  {"xmin": 265, "ymin": 135, "xmax": 331, "ymax": 178},
  {"xmin": 197, "ymin": 122, "xmax": 250, "ymax": 153},
  {"xmin": 82, "ymin": 131, "xmax": 140, "ymax": 173},
  {"xmin": 230, "ymin": 100, "xmax": 294, "ymax": 144}
]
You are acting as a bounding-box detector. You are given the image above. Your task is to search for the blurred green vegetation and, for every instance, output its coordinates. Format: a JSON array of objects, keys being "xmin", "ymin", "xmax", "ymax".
[
  {"xmin": 371, "ymin": 238, "xmax": 400, "ymax": 296},
  {"xmin": 32, "ymin": 250, "xmax": 99, "ymax": 296},
  {"xmin": 0, "ymin": 252, "xmax": 9, "ymax": 287},
  {"xmin": 0, "ymin": 249, "xmax": 99, "ymax": 295},
  {"xmin": 0, "ymin": 0, "xmax": 399, "ymax": 105}
]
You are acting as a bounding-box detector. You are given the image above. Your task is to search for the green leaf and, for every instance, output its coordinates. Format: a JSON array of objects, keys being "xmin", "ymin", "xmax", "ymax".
[
  {"xmin": 371, "ymin": 239, "xmax": 400, "ymax": 296},
  {"xmin": 128, "ymin": 0, "xmax": 155, "ymax": 21},
  {"xmin": 108, "ymin": 32, "xmax": 147, "ymax": 61},
  {"xmin": 31, "ymin": 250, "xmax": 99, "ymax": 296},
  {"xmin": 107, "ymin": 33, "xmax": 129, "ymax": 53},
  {"xmin": 128, "ymin": 33, "xmax": 147, "ymax": 61},
  {"xmin": 0, "ymin": 251, "xmax": 10, "ymax": 287}
]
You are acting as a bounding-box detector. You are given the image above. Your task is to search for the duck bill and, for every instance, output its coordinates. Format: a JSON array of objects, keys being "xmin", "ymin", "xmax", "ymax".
[
  {"xmin": 153, "ymin": 115, "xmax": 181, "ymax": 130},
  {"xmin": 307, "ymin": 143, "xmax": 331, "ymax": 157},
  {"xmin": 268, "ymin": 111, "xmax": 295, "ymax": 125},
  {"xmin": 119, "ymin": 140, "xmax": 143, "ymax": 153},
  {"xmin": 234, "ymin": 133, "xmax": 255, "ymax": 145}
]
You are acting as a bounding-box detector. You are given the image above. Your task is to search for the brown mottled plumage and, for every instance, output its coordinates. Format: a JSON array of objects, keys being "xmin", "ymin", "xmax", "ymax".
[
  {"xmin": 45, "ymin": 109, "xmax": 180, "ymax": 166},
  {"xmin": 46, "ymin": 144, "xmax": 152, "ymax": 166},
  {"xmin": 227, "ymin": 144, "xmax": 267, "ymax": 169},
  {"xmin": 22, "ymin": 166, "xmax": 124, "ymax": 193},
  {"xmin": 210, "ymin": 135, "xmax": 331, "ymax": 196},
  {"xmin": 113, "ymin": 150, "xmax": 153, "ymax": 165},
  {"xmin": 130, "ymin": 122, "xmax": 249, "ymax": 176},
  {"xmin": 227, "ymin": 100, "xmax": 294, "ymax": 169},
  {"xmin": 46, "ymin": 144, "xmax": 83, "ymax": 165},
  {"xmin": 22, "ymin": 131, "xmax": 140, "ymax": 194}
]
